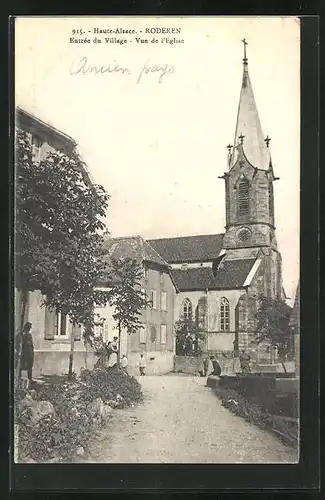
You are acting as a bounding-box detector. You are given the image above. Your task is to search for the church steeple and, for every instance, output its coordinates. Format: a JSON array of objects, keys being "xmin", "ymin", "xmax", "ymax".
[
  {"xmin": 222, "ymin": 40, "xmax": 278, "ymax": 253},
  {"xmin": 230, "ymin": 39, "xmax": 271, "ymax": 171}
]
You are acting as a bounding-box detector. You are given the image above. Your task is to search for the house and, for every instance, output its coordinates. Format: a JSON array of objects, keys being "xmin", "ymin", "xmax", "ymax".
[
  {"xmin": 94, "ymin": 235, "xmax": 178, "ymax": 375},
  {"xmin": 15, "ymin": 107, "xmax": 97, "ymax": 376}
]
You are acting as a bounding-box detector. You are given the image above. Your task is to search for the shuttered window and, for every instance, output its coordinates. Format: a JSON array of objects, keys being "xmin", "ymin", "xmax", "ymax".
[
  {"xmin": 238, "ymin": 178, "xmax": 250, "ymax": 216},
  {"xmin": 140, "ymin": 325, "xmax": 146, "ymax": 344},
  {"xmin": 161, "ymin": 291, "xmax": 167, "ymax": 311},
  {"xmin": 160, "ymin": 324, "xmax": 167, "ymax": 344},
  {"xmin": 149, "ymin": 290, "xmax": 157, "ymax": 309}
]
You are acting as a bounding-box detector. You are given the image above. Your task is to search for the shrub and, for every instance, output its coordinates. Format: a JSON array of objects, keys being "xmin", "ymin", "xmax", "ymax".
[
  {"xmin": 79, "ymin": 367, "xmax": 143, "ymax": 407},
  {"xmin": 15, "ymin": 368, "xmax": 143, "ymax": 462}
]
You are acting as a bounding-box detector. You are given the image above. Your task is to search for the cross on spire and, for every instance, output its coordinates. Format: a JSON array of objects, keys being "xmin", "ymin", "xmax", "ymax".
[
  {"xmin": 238, "ymin": 133, "xmax": 245, "ymax": 145},
  {"xmin": 242, "ymin": 38, "xmax": 248, "ymax": 64},
  {"xmin": 227, "ymin": 144, "xmax": 233, "ymax": 153},
  {"xmin": 264, "ymin": 135, "xmax": 271, "ymax": 148}
]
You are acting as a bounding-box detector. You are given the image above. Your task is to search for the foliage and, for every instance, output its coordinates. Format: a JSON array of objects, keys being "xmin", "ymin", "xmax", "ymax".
[
  {"xmin": 79, "ymin": 367, "xmax": 143, "ymax": 406},
  {"xmin": 15, "ymin": 369, "xmax": 143, "ymax": 463},
  {"xmin": 175, "ymin": 317, "xmax": 205, "ymax": 357},
  {"xmin": 214, "ymin": 386, "xmax": 298, "ymax": 447},
  {"xmin": 105, "ymin": 258, "xmax": 149, "ymax": 343},
  {"xmin": 254, "ymin": 295, "xmax": 293, "ymax": 373},
  {"xmin": 15, "ymin": 130, "xmax": 111, "ymax": 330},
  {"xmin": 214, "ymin": 387, "xmax": 271, "ymax": 429}
]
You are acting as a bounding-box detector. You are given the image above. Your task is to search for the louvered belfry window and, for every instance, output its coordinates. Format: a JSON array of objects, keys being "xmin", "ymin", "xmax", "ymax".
[{"xmin": 238, "ymin": 177, "xmax": 250, "ymax": 217}]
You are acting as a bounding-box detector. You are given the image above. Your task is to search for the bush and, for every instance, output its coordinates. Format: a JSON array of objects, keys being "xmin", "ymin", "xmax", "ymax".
[
  {"xmin": 15, "ymin": 367, "xmax": 143, "ymax": 462},
  {"xmin": 79, "ymin": 367, "xmax": 143, "ymax": 407},
  {"xmin": 213, "ymin": 386, "xmax": 298, "ymax": 447},
  {"xmin": 214, "ymin": 387, "xmax": 271, "ymax": 429}
]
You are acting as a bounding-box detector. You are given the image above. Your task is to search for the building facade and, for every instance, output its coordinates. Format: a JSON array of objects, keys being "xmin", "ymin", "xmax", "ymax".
[
  {"xmin": 15, "ymin": 108, "xmax": 96, "ymax": 376},
  {"xmin": 94, "ymin": 236, "xmax": 177, "ymax": 375}
]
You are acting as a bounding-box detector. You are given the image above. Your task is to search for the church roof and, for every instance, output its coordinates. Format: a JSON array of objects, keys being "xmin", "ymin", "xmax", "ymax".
[
  {"xmin": 171, "ymin": 267, "xmax": 215, "ymax": 291},
  {"xmin": 230, "ymin": 55, "xmax": 271, "ymax": 171},
  {"xmin": 211, "ymin": 258, "xmax": 257, "ymax": 289},
  {"xmin": 147, "ymin": 234, "xmax": 224, "ymax": 263},
  {"xmin": 170, "ymin": 257, "xmax": 256, "ymax": 291},
  {"xmin": 103, "ymin": 235, "xmax": 169, "ymax": 268}
]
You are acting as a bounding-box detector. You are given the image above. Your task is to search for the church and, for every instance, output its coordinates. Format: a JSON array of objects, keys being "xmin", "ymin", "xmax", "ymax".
[
  {"xmin": 100, "ymin": 41, "xmax": 286, "ymax": 370},
  {"xmin": 148, "ymin": 41, "xmax": 285, "ymax": 366}
]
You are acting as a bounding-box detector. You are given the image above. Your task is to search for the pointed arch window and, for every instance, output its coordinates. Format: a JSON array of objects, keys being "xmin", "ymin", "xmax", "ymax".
[
  {"xmin": 182, "ymin": 298, "xmax": 192, "ymax": 321},
  {"xmin": 196, "ymin": 297, "xmax": 207, "ymax": 329},
  {"xmin": 238, "ymin": 177, "xmax": 250, "ymax": 217},
  {"xmin": 220, "ymin": 297, "xmax": 230, "ymax": 331}
]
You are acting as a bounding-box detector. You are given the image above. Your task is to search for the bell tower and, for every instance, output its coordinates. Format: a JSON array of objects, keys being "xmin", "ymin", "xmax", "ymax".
[{"xmin": 221, "ymin": 39, "xmax": 279, "ymax": 251}]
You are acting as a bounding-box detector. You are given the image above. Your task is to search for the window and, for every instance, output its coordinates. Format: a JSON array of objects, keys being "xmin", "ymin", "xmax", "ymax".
[
  {"xmin": 140, "ymin": 326, "xmax": 146, "ymax": 344},
  {"xmin": 161, "ymin": 291, "xmax": 167, "ymax": 311},
  {"xmin": 160, "ymin": 271, "xmax": 164, "ymax": 284},
  {"xmin": 103, "ymin": 322, "xmax": 109, "ymax": 342},
  {"xmin": 150, "ymin": 325, "xmax": 157, "ymax": 343},
  {"xmin": 160, "ymin": 324, "xmax": 167, "ymax": 344},
  {"xmin": 238, "ymin": 177, "xmax": 250, "ymax": 217},
  {"xmin": 183, "ymin": 297, "xmax": 192, "ymax": 320},
  {"xmin": 220, "ymin": 297, "xmax": 230, "ymax": 331},
  {"xmin": 149, "ymin": 290, "xmax": 157, "ymax": 309},
  {"xmin": 94, "ymin": 323, "xmax": 104, "ymax": 337},
  {"xmin": 55, "ymin": 312, "xmax": 69, "ymax": 337},
  {"xmin": 196, "ymin": 297, "xmax": 207, "ymax": 329}
]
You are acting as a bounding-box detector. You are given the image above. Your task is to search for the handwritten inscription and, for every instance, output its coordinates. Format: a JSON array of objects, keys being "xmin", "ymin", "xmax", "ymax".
[{"xmin": 69, "ymin": 56, "xmax": 174, "ymax": 84}]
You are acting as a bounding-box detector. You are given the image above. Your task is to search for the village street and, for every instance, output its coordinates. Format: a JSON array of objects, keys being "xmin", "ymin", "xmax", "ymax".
[{"xmin": 84, "ymin": 374, "xmax": 298, "ymax": 463}]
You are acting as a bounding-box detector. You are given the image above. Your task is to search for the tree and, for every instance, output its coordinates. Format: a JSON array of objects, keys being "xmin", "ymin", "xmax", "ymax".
[
  {"xmin": 175, "ymin": 317, "xmax": 205, "ymax": 357},
  {"xmin": 15, "ymin": 130, "xmax": 111, "ymax": 379},
  {"xmin": 254, "ymin": 295, "xmax": 293, "ymax": 373},
  {"xmin": 106, "ymin": 257, "xmax": 149, "ymax": 357}
]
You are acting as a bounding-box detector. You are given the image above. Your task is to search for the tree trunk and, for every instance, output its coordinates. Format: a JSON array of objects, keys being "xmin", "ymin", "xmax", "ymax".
[
  {"xmin": 68, "ymin": 325, "xmax": 75, "ymax": 380},
  {"xmin": 84, "ymin": 341, "xmax": 88, "ymax": 370},
  {"xmin": 118, "ymin": 321, "xmax": 121, "ymax": 361}
]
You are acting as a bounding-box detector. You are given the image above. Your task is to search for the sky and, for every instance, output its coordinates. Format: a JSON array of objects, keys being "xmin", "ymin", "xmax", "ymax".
[{"xmin": 15, "ymin": 16, "xmax": 300, "ymax": 303}]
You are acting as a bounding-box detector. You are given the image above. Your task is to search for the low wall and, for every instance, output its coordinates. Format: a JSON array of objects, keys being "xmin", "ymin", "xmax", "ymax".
[
  {"xmin": 173, "ymin": 355, "xmax": 238, "ymax": 376},
  {"xmin": 128, "ymin": 351, "xmax": 174, "ymax": 376},
  {"xmin": 217, "ymin": 374, "xmax": 299, "ymax": 417},
  {"xmin": 33, "ymin": 350, "xmax": 97, "ymax": 377}
]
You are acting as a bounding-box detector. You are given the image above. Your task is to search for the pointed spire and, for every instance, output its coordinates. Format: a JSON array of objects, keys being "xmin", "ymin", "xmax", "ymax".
[{"xmin": 230, "ymin": 40, "xmax": 271, "ymax": 171}]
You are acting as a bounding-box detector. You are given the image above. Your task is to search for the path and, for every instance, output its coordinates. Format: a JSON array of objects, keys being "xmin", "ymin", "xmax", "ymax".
[{"xmin": 85, "ymin": 374, "xmax": 298, "ymax": 463}]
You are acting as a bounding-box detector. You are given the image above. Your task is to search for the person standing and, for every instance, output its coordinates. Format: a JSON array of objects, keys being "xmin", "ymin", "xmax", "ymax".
[
  {"xmin": 121, "ymin": 354, "xmax": 128, "ymax": 373},
  {"xmin": 138, "ymin": 354, "xmax": 146, "ymax": 376},
  {"xmin": 15, "ymin": 322, "xmax": 34, "ymax": 387}
]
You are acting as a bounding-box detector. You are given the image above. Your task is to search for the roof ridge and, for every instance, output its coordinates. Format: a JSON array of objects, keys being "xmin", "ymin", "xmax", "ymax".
[{"xmin": 147, "ymin": 233, "xmax": 224, "ymax": 242}]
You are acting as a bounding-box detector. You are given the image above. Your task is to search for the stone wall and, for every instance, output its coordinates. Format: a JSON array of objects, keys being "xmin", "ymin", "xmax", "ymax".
[
  {"xmin": 173, "ymin": 355, "xmax": 238, "ymax": 376},
  {"xmin": 33, "ymin": 350, "xmax": 97, "ymax": 377}
]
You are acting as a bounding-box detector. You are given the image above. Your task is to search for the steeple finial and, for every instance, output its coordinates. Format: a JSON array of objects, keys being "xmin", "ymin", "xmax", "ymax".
[{"xmin": 242, "ymin": 38, "xmax": 248, "ymax": 65}]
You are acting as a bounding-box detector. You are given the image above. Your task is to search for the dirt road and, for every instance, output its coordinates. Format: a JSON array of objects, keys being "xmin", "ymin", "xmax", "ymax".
[{"xmin": 85, "ymin": 374, "xmax": 298, "ymax": 463}]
